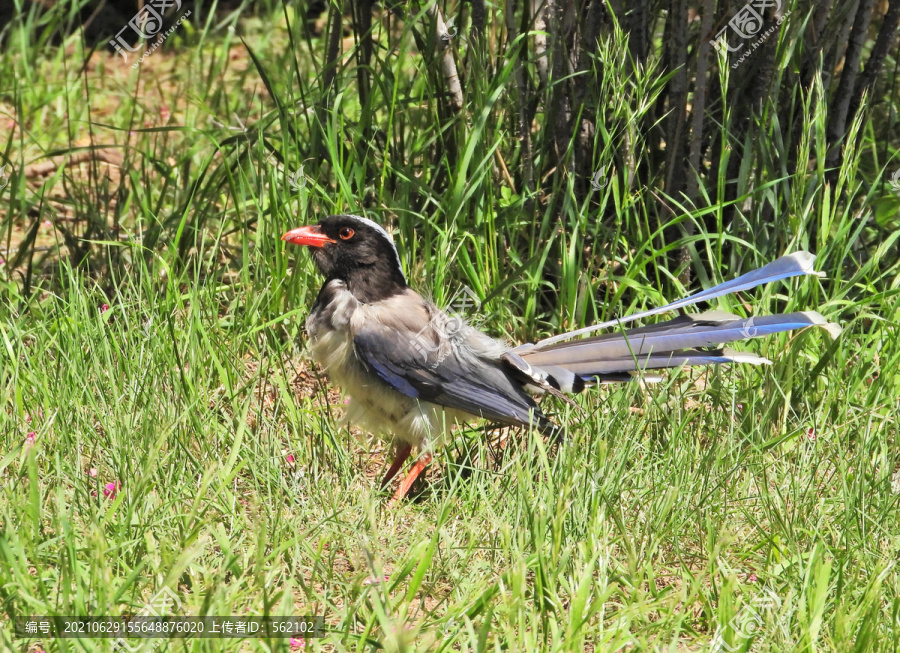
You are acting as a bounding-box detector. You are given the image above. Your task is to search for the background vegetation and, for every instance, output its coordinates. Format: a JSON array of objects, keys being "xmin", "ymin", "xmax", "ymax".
[{"xmin": 1, "ymin": 0, "xmax": 898, "ymax": 650}]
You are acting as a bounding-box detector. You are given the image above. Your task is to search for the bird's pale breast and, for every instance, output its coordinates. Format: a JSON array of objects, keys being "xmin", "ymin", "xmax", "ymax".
[{"xmin": 306, "ymin": 282, "xmax": 459, "ymax": 448}]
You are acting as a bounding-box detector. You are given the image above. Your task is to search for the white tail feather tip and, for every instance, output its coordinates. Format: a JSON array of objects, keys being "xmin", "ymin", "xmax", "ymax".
[{"xmin": 798, "ymin": 311, "xmax": 842, "ymax": 339}]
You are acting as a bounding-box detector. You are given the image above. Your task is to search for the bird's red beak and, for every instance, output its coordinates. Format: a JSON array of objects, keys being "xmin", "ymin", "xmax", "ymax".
[{"xmin": 281, "ymin": 225, "xmax": 336, "ymax": 248}]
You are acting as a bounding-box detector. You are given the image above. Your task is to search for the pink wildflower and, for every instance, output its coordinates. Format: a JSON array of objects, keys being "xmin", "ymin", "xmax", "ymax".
[
  {"xmin": 104, "ymin": 482, "xmax": 121, "ymax": 498},
  {"xmin": 25, "ymin": 431, "xmax": 36, "ymax": 449},
  {"xmin": 290, "ymin": 638, "xmax": 306, "ymax": 648},
  {"xmin": 286, "ymin": 454, "xmax": 295, "ymax": 463},
  {"xmin": 88, "ymin": 468, "xmax": 99, "ymax": 477},
  {"xmin": 100, "ymin": 303, "xmax": 110, "ymax": 313},
  {"xmin": 747, "ymin": 572, "xmax": 757, "ymax": 583}
]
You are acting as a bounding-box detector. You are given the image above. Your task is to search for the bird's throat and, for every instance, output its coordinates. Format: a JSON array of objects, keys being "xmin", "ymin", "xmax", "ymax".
[{"xmin": 339, "ymin": 266, "xmax": 408, "ymax": 304}]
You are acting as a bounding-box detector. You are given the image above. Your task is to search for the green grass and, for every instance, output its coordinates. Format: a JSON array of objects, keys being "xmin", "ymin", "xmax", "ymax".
[
  {"xmin": 2, "ymin": 0, "xmax": 900, "ymax": 651},
  {"xmin": 1, "ymin": 254, "xmax": 897, "ymax": 652}
]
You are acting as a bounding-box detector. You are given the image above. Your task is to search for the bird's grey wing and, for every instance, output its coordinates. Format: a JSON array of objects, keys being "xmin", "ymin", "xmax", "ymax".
[{"xmin": 352, "ymin": 319, "xmax": 547, "ymax": 430}]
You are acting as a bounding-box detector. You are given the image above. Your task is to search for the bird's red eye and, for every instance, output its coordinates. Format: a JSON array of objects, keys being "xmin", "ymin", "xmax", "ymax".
[{"xmin": 339, "ymin": 227, "xmax": 355, "ymax": 240}]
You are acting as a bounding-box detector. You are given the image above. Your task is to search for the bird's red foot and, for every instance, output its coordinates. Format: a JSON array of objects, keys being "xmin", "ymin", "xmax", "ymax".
[
  {"xmin": 387, "ymin": 452, "xmax": 432, "ymax": 507},
  {"xmin": 380, "ymin": 442, "xmax": 413, "ymax": 489}
]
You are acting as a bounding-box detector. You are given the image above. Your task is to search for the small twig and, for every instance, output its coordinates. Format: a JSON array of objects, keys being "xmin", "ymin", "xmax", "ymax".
[
  {"xmin": 23, "ymin": 150, "xmax": 124, "ymax": 180},
  {"xmin": 494, "ymin": 149, "xmax": 516, "ymax": 190}
]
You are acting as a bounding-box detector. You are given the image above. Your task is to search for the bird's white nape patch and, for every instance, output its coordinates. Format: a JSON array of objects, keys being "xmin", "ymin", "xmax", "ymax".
[{"xmin": 341, "ymin": 214, "xmax": 405, "ymax": 281}]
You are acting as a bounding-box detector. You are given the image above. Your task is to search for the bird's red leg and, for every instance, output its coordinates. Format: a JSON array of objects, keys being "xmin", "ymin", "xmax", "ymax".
[
  {"xmin": 380, "ymin": 442, "xmax": 413, "ymax": 489},
  {"xmin": 387, "ymin": 452, "xmax": 433, "ymax": 507}
]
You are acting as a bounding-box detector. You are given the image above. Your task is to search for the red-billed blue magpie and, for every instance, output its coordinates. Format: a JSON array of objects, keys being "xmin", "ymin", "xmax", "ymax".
[{"xmin": 282, "ymin": 215, "xmax": 840, "ymax": 504}]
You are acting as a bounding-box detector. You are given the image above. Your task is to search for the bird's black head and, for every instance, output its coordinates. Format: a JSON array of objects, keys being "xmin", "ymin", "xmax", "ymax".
[{"xmin": 282, "ymin": 214, "xmax": 408, "ymax": 303}]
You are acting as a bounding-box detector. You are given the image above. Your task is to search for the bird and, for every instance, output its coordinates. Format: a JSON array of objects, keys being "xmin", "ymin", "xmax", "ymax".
[{"xmin": 282, "ymin": 214, "xmax": 840, "ymax": 505}]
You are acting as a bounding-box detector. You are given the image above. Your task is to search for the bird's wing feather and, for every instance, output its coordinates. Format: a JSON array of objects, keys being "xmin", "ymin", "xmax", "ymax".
[{"xmin": 352, "ymin": 312, "xmax": 545, "ymax": 429}]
